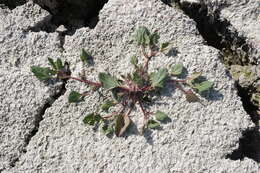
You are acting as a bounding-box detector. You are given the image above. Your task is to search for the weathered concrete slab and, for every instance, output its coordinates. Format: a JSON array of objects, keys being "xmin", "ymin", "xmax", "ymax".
[
  {"xmin": 5, "ymin": 0, "xmax": 259, "ymax": 172},
  {"xmin": 0, "ymin": 1, "xmax": 63, "ymax": 170}
]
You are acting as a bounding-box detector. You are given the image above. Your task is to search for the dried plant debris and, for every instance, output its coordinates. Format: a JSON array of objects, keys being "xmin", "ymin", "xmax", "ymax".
[{"xmin": 31, "ymin": 26, "xmax": 214, "ymax": 137}]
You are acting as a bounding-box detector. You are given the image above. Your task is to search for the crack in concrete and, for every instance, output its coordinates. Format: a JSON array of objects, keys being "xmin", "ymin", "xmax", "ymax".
[{"xmin": 161, "ymin": 0, "xmax": 260, "ymax": 163}]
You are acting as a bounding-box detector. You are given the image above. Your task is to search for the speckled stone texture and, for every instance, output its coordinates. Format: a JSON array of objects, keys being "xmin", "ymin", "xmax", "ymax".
[{"xmin": 1, "ymin": 0, "xmax": 259, "ymax": 172}]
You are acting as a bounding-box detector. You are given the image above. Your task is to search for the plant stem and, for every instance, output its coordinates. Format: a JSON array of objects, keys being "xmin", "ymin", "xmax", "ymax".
[{"xmin": 62, "ymin": 75, "xmax": 102, "ymax": 87}]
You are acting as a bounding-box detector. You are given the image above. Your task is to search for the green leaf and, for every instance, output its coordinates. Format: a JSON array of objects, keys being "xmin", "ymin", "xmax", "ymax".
[
  {"xmin": 68, "ymin": 91, "xmax": 81, "ymax": 103},
  {"xmin": 187, "ymin": 72, "xmax": 202, "ymax": 87},
  {"xmin": 147, "ymin": 120, "xmax": 160, "ymax": 129},
  {"xmin": 48, "ymin": 58, "xmax": 57, "ymax": 70},
  {"xmin": 114, "ymin": 114, "xmax": 131, "ymax": 137},
  {"xmin": 155, "ymin": 111, "xmax": 169, "ymax": 122},
  {"xmin": 130, "ymin": 55, "xmax": 138, "ymax": 67},
  {"xmin": 101, "ymin": 122, "xmax": 114, "ymax": 135},
  {"xmin": 98, "ymin": 73, "xmax": 120, "ymax": 89},
  {"xmin": 149, "ymin": 32, "xmax": 160, "ymax": 45},
  {"xmin": 185, "ymin": 90, "xmax": 200, "ymax": 103},
  {"xmin": 83, "ymin": 113, "xmax": 102, "ymax": 126},
  {"xmin": 194, "ymin": 81, "xmax": 213, "ymax": 94},
  {"xmin": 150, "ymin": 68, "xmax": 168, "ymax": 88},
  {"xmin": 132, "ymin": 71, "xmax": 144, "ymax": 87},
  {"xmin": 80, "ymin": 49, "xmax": 92, "ymax": 65},
  {"xmin": 56, "ymin": 58, "xmax": 63, "ymax": 70},
  {"xmin": 170, "ymin": 63, "xmax": 183, "ymax": 76},
  {"xmin": 31, "ymin": 66, "xmax": 54, "ymax": 81},
  {"xmin": 101, "ymin": 100, "xmax": 117, "ymax": 112},
  {"xmin": 134, "ymin": 26, "xmax": 151, "ymax": 46},
  {"xmin": 160, "ymin": 42, "xmax": 170, "ymax": 52}
]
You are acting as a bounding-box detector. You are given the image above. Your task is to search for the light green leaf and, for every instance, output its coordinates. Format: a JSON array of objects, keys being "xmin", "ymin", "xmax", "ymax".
[
  {"xmin": 83, "ymin": 113, "xmax": 102, "ymax": 126},
  {"xmin": 160, "ymin": 42, "xmax": 170, "ymax": 52},
  {"xmin": 187, "ymin": 72, "xmax": 202, "ymax": 87},
  {"xmin": 150, "ymin": 68, "xmax": 168, "ymax": 88},
  {"xmin": 149, "ymin": 32, "xmax": 160, "ymax": 45},
  {"xmin": 194, "ymin": 81, "xmax": 213, "ymax": 93},
  {"xmin": 132, "ymin": 71, "xmax": 144, "ymax": 87},
  {"xmin": 98, "ymin": 73, "xmax": 120, "ymax": 89},
  {"xmin": 130, "ymin": 55, "xmax": 138, "ymax": 67},
  {"xmin": 101, "ymin": 100, "xmax": 117, "ymax": 112},
  {"xmin": 31, "ymin": 66, "xmax": 55, "ymax": 81},
  {"xmin": 147, "ymin": 120, "xmax": 160, "ymax": 129},
  {"xmin": 101, "ymin": 122, "xmax": 114, "ymax": 135},
  {"xmin": 155, "ymin": 111, "xmax": 169, "ymax": 122},
  {"xmin": 68, "ymin": 91, "xmax": 81, "ymax": 103},
  {"xmin": 170, "ymin": 63, "xmax": 183, "ymax": 76},
  {"xmin": 134, "ymin": 26, "xmax": 151, "ymax": 46},
  {"xmin": 80, "ymin": 49, "xmax": 92, "ymax": 65}
]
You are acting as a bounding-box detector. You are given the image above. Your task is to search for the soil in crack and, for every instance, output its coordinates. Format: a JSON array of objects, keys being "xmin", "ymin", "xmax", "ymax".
[{"xmin": 161, "ymin": 0, "xmax": 259, "ymax": 163}]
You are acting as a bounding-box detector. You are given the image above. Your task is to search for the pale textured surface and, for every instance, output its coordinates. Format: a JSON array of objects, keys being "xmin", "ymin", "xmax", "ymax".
[
  {"xmin": 1, "ymin": 0, "xmax": 259, "ymax": 172},
  {"xmin": 0, "ymin": 2, "xmax": 63, "ymax": 170}
]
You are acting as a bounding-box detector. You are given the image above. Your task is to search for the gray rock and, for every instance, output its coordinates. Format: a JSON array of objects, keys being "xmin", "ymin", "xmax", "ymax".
[
  {"xmin": 3, "ymin": 0, "xmax": 258, "ymax": 172},
  {"xmin": 0, "ymin": 1, "xmax": 63, "ymax": 170}
]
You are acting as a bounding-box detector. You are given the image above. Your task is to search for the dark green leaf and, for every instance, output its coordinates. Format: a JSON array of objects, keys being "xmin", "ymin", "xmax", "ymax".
[
  {"xmin": 194, "ymin": 81, "xmax": 213, "ymax": 94},
  {"xmin": 80, "ymin": 49, "xmax": 92, "ymax": 65},
  {"xmin": 101, "ymin": 100, "xmax": 117, "ymax": 112},
  {"xmin": 150, "ymin": 68, "xmax": 168, "ymax": 88},
  {"xmin": 68, "ymin": 91, "xmax": 81, "ymax": 103},
  {"xmin": 56, "ymin": 58, "xmax": 63, "ymax": 70},
  {"xmin": 83, "ymin": 113, "xmax": 102, "ymax": 126},
  {"xmin": 187, "ymin": 72, "xmax": 202, "ymax": 87},
  {"xmin": 149, "ymin": 32, "xmax": 160, "ymax": 45},
  {"xmin": 98, "ymin": 73, "xmax": 120, "ymax": 89},
  {"xmin": 31, "ymin": 66, "xmax": 54, "ymax": 81},
  {"xmin": 147, "ymin": 120, "xmax": 160, "ymax": 129},
  {"xmin": 160, "ymin": 42, "xmax": 170, "ymax": 52},
  {"xmin": 48, "ymin": 58, "xmax": 57, "ymax": 70},
  {"xmin": 130, "ymin": 55, "xmax": 138, "ymax": 67},
  {"xmin": 170, "ymin": 63, "xmax": 183, "ymax": 76},
  {"xmin": 115, "ymin": 114, "xmax": 131, "ymax": 137},
  {"xmin": 155, "ymin": 111, "xmax": 169, "ymax": 122},
  {"xmin": 132, "ymin": 71, "xmax": 144, "ymax": 87},
  {"xmin": 134, "ymin": 26, "xmax": 151, "ymax": 46},
  {"xmin": 185, "ymin": 90, "xmax": 200, "ymax": 103}
]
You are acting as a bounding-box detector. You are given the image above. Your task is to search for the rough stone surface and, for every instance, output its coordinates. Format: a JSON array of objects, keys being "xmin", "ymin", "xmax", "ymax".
[
  {"xmin": 0, "ymin": 1, "xmax": 63, "ymax": 170},
  {"xmin": 1, "ymin": 0, "xmax": 259, "ymax": 172}
]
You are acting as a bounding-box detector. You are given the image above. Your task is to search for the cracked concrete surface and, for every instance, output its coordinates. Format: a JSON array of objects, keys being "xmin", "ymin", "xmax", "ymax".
[{"xmin": 0, "ymin": 0, "xmax": 259, "ymax": 172}]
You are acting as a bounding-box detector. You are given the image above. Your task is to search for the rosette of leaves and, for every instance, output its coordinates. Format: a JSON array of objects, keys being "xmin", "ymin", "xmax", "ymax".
[{"xmin": 31, "ymin": 26, "xmax": 214, "ymax": 137}]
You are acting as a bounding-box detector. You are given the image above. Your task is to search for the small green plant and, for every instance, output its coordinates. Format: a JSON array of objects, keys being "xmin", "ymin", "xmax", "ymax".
[{"xmin": 31, "ymin": 26, "xmax": 213, "ymax": 137}]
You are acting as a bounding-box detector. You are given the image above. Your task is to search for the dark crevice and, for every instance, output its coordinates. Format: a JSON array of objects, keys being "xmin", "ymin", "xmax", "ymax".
[
  {"xmin": 9, "ymin": 80, "xmax": 68, "ymax": 168},
  {"xmin": 161, "ymin": 0, "xmax": 259, "ymax": 163},
  {"xmin": 1, "ymin": 0, "xmax": 109, "ymax": 34}
]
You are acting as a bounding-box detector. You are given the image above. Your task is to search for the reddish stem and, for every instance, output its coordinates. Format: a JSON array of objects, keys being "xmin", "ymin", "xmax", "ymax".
[{"xmin": 62, "ymin": 75, "xmax": 102, "ymax": 87}]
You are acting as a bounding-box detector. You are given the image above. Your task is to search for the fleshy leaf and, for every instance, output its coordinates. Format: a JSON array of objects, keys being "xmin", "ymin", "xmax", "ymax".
[
  {"xmin": 147, "ymin": 120, "xmax": 160, "ymax": 129},
  {"xmin": 101, "ymin": 100, "xmax": 117, "ymax": 112},
  {"xmin": 130, "ymin": 55, "xmax": 138, "ymax": 67},
  {"xmin": 68, "ymin": 91, "xmax": 82, "ymax": 103},
  {"xmin": 132, "ymin": 71, "xmax": 144, "ymax": 87},
  {"xmin": 150, "ymin": 68, "xmax": 168, "ymax": 88},
  {"xmin": 80, "ymin": 49, "xmax": 92, "ymax": 65},
  {"xmin": 160, "ymin": 42, "xmax": 170, "ymax": 52},
  {"xmin": 170, "ymin": 63, "xmax": 183, "ymax": 76},
  {"xmin": 98, "ymin": 73, "xmax": 120, "ymax": 89},
  {"xmin": 185, "ymin": 90, "xmax": 200, "ymax": 103},
  {"xmin": 194, "ymin": 81, "xmax": 213, "ymax": 94},
  {"xmin": 149, "ymin": 32, "xmax": 160, "ymax": 45},
  {"xmin": 115, "ymin": 114, "xmax": 131, "ymax": 137},
  {"xmin": 31, "ymin": 66, "xmax": 55, "ymax": 81},
  {"xmin": 155, "ymin": 111, "xmax": 169, "ymax": 122},
  {"xmin": 83, "ymin": 113, "xmax": 102, "ymax": 126},
  {"xmin": 134, "ymin": 26, "xmax": 151, "ymax": 46}
]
